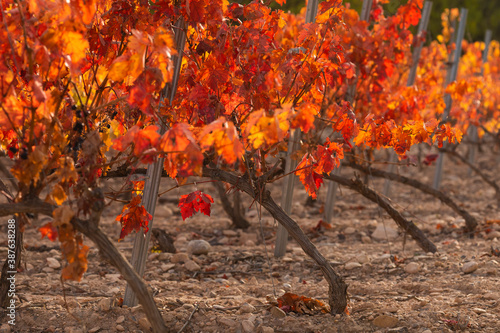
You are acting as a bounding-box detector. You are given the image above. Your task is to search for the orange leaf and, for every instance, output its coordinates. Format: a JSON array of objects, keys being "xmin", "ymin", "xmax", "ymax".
[
  {"xmin": 246, "ymin": 105, "xmax": 293, "ymax": 149},
  {"xmin": 59, "ymin": 224, "xmax": 89, "ymax": 281},
  {"xmin": 159, "ymin": 124, "xmax": 204, "ymax": 178},
  {"xmin": 55, "ymin": 157, "xmax": 78, "ymax": 184},
  {"xmin": 199, "ymin": 118, "xmax": 244, "ymax": 165},
  {"xmin": 39, "ymin": 223, "xmax": 58, "ymax": 241},
  {"xmin": 133, "ymin": 125, "xmax": 160, "ymax": 160},
  {"xmin": 292, "ymin": 103, "xmax": 318, "ymax": 133},
  {"xmin": 62, "ymin": 30, "xmax": 89, "ymax": 73},
  {"xmin": 108, "ymin": 55, "xmax": 131, "ymax": 82},
  {"xmin": 277, "ymin": 292, "xmax": 329, "ymax": 314},
  {"xmin": 70, "ymin": 0, "xmax": 97, "ymax": 25}
]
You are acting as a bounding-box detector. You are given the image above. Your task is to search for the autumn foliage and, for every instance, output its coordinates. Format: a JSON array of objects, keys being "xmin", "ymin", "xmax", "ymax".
[{"xmin": 0, "ymin": 0, "xmax": 499, "ymax": 285}]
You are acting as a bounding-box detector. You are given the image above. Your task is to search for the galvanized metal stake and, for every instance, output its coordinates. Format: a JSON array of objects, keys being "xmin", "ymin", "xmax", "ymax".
[
  {"xmin": 322, "ymin": 0, "xmax": 372, "ymax": 223},
  {"xmin": 383, "ymin": 1, "xmax": 433, "ymax": 197},
  {"xmin": 433, "ymin": 9, "xmax": 468, "ymax": 190},
  {"xmin": 273, "ymin": 0, "xmax": 319, "ymax": 258},
  {"xmin": 123, "ymin": 18, "xmax": 187, "ymax": 307},
  {"xmin": 467, "ymin": 30, "xmax": 492, "ymax": 176}
]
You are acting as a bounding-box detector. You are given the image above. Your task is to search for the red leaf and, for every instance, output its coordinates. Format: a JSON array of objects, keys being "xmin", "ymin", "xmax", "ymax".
[
  {"xmin": 160, "ymin": 124, "xmax": 204, "ymax": 178},
  {"xmin": 39, "ymin": 222, "xmax": 58, "ymax": 241},
  {"xmin": 178, "ymin": 190, "xmax": 214, "ymax": 220},
  {"xmin": 313, "ymin": 138, "xmax": 344, "ymax": 175},
  {"xmin": 295, "ymin": 154, "xmax": 323, "ymax": 199},
  {"xmin": 116, "ymin": 196, "xmax": 152, "ymax": 240},
  {"xmin": 422, "ymin": 154, "xmax": 438, "ymax": 165}
]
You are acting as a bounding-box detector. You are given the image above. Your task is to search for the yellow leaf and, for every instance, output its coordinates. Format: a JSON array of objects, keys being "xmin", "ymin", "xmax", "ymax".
[
  {"xmin": 127, "ymin": 53, "xmax": 144, "ymax": 83},
  {"xmin": 246, "ymin": 105, "xmax": 292, "ymax": 149},
  {"xmin": 62, "ymin": 30, "xmax": 89, "ymax": 65},
  {"xmin": 108, "ymin": 55, "xmax": 130, "ymax": 82},
  {"xmin": 51, "ymin": 184, "xmax": 68, "ymax": 205},
  {"xmin": 199, "ymin": 118, "xmax": 244, "ymax": 164}
]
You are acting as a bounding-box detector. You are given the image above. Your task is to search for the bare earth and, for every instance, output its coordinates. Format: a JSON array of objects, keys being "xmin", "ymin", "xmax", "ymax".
[{"xmin": 1, "ymin": 149, "xmax": 500, "ymax": 333}]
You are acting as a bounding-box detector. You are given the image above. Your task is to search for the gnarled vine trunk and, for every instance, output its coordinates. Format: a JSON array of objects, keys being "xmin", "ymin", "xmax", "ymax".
[
  {"xmin": 325, "ymin": 173, "xmax": 437, "ymax": 253},
  {"xmin": 0, "ymin": 199, "xmax": 168, "ymax": 333},
  {"xmin": 203, "ymin": 167, "xmax": 348, "ymax": 313},
  {"xmin": 345, "ymin": 161, "xmax": 478, "ymax": 232}
]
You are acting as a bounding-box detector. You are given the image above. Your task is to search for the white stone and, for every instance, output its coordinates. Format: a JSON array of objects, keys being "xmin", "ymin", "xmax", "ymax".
[
  {"xmin": 270, "ymin": 306, "xmax": 286, "ymax": 318},
  {"xmin": 158, "ymin": 252, "xmax": 171, "ymax": 261},
  {"xmin": 404, "ymin": 262, "xmax": 420, "ymax": 274},
  {"xmin": 219, "ymin": 318, "xmax": 237, "ymax": 327},
  {"xmin": 115, "ymin": 325, "xmax": 125, "ymax": 331},
  {"xmin": 248, "ymin": 276, "xmax": 259, "ymax": 285},
  {"xmin": 107, "ymin": 287, "xmax": 120, "ymax": 295},
  {"xmin": 223, "ymin": 229, "xmax": 238, "ymax": 237},
  {"xmin": 356, "ymin": 254, "xmax": 370, "ymax": 264},
  {"xmin": 184, "ymin": 260, "xmax": 201, "ymax": 271},
  {"xmin": 161, "ymin": 263, "xmax": 176, "ymax": 272},
  {"xmin": 239, "ymin": 303, "xmax": 256, "ymax": 313},
  {"xmin": 148, "ymin": 253, "xmax": 159, "ymax": 261},
  {"xmin": 371, "ymin": 224, "xmax": 399, "ymax": 241},
  {"xmin": 116, "ymin": 316, "xmax": 125, "ymax": 324},
  {"xmin": 183, "ymin": 304, "xmax": 195, "ymax": 310},
  {"xmin": 187, "ymin": 240, "xmax": 211, "ymax": 255},
  {"xmin": 97, "ymin": 298, "xmax": 111, "ymax": 311},
  {"xmin": 241, "ymin": 319, "xmax": 254, "ymax": 332},
  {"xmin": 462, "ymin": 261, "xmax": 479, "ymax": 274},
  {"xmin": 46, "ymin": 257, "xmax": 61, "ymax": 269},
  {"xmin": 486, "ymin": 230, "xmax": 500, "ymax": 239},
  {"xmin": 344, "ymin": 227, "xmax": 356, "ymax": 235},
  {"xmin": 171, "ymin": 253, "xmax": 189, "ymax": 263},
  {"xmin": 106, "ymin": 274, "xmax": 121, "ymax": 283},
  {"xmin": 345, "ymin": 262, "xmax": 362, "ymax": 270},
  {"xmin": 138, "ymin": 318, "xmax": 151, "ymax": 331}
]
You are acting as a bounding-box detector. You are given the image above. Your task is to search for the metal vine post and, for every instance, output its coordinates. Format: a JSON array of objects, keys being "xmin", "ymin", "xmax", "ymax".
[
  {"xmin": 123, "ymin": 18, "xmax": 187, "ymax": 307},
  {"xmin": 433, "ymin": 8, "xmax": 468, "ymax": 189},
  {"xmin": 383, "ymin": 1, "xmax": 433, "ymax": 197},
  {"xmin": 273, "ymin": 0, "xmax": 320, "ymax": 258}
]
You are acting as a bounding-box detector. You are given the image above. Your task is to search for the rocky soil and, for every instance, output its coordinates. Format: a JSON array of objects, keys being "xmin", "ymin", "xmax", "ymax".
[{"xmin": 1, "ymin": 149, "xmax": 500, "ymax": 333}]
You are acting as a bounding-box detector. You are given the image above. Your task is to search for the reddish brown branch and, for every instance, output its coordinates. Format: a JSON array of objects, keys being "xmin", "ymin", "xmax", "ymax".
[
  {"xmin": 344, "ymin": 161, "xmax": 478, "ymax": 232},
  {"xmin": 442, "ymin": 147, "xmax": 500, "ymax": 203},
  {"xmin": 213, "ymin": 181, "xmax": 250, "ymax": 229},
  {"xmin": 324, "ymin": 173, "xmax": 437, "ymax": 253}
]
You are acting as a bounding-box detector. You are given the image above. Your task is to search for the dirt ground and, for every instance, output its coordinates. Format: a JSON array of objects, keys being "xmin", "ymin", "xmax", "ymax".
[{"xmin": 1, "ymin": 148, "xmax": 500, "ymax": 333}]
